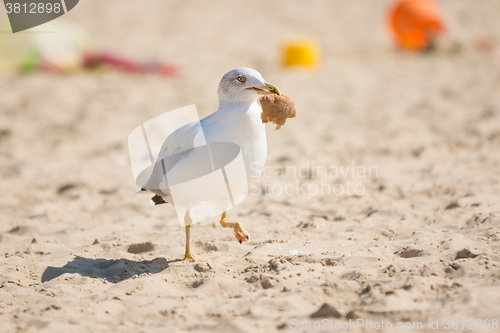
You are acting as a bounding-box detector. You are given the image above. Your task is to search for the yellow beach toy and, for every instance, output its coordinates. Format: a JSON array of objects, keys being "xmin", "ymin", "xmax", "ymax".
[{"xmin": 283, "ymin": 39, "xmax": 321, "ymax": 68}]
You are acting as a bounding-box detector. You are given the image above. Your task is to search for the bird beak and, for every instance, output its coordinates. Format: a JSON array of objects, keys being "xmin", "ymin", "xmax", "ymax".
[{"xmin": 246, "ymin": 82, "xmax": 282, "ymax": 96}]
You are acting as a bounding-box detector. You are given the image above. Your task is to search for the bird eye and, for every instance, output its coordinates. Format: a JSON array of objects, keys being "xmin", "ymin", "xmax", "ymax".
[{"xmin": 236, "ymin": 76, "xmax": 246, "ymax": 83}]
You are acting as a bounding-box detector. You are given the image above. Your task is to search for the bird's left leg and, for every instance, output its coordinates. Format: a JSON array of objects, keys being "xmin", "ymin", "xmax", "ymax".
[
  {"xmin": 183, "ymin": 210, "xmax": 204, "ymax": 262},
  {"xmin": 220, "ymin": 212, "xmax": 251, "ymax": 244}
]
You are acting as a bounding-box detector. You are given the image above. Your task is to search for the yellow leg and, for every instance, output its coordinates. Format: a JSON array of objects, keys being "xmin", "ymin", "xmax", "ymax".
[
  {"xmin": 183, "ymin": 211, "xmax": 204, "ymax": 262},
  {"xmin": 220, "ymin": 212, "xmax": 251, "ymax": 244}
]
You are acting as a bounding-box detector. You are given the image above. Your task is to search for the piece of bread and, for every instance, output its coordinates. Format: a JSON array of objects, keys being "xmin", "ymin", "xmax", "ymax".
[{"xmin": 260, "ymin": 93, "xmax": 296, "ymax": 130}]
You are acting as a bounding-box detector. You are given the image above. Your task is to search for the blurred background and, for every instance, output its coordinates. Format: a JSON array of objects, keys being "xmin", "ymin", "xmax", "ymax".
[
  {"xmin": 1, "ymin": 0, "xmax": 499, "ymax": 193},
  {"xmin": 1, "ymin": 0, "xmax": 499, "ymax": 213}
]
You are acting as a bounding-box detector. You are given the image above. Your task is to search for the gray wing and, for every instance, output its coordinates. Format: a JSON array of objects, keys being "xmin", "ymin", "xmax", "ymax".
[{"xmin": 141, "ymin": 120, "xmax": 206, "ymax": 197}]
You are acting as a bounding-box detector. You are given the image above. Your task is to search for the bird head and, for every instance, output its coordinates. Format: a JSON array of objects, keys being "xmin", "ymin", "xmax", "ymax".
[{"xmin": 217, "ymin": 67, "xmax": 281, "ymax": 104}]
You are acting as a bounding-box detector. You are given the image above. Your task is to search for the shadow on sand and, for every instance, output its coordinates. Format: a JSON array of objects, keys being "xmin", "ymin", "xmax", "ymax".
[{"xmin": 41, "ymin": 256, "xmax": 181, "ymax": 283}]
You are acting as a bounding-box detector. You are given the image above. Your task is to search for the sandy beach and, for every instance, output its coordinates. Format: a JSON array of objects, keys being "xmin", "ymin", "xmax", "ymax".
[{"xmin": 1, "ymin": 0, "xmax": 500, "ymax": 332}]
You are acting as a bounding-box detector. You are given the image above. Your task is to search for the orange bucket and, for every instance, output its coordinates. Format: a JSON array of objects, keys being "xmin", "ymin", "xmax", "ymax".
[{"xmin": 388, "ymin": 0, "xmax": 446, "ymax": 51}]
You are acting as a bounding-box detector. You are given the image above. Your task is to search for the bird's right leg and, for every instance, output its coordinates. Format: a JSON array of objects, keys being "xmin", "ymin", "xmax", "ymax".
[
  {"xmin": 183, "ymin": 210, "xmax": 204, "ymax": 262},
  {"xmin": 220, "ymin": 212, "xmax": 251, "ymax": 244}
]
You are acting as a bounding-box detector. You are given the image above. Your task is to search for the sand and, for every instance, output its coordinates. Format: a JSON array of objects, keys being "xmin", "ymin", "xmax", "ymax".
[{"xmin": 1, "ymin": 0, "xmax": 500, "ymax": 332}]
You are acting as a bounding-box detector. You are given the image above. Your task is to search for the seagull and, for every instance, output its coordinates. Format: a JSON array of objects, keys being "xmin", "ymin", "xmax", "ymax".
[{"xmin": 138, "ymin": 67, "xmax": 281, "ymax": 262}]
